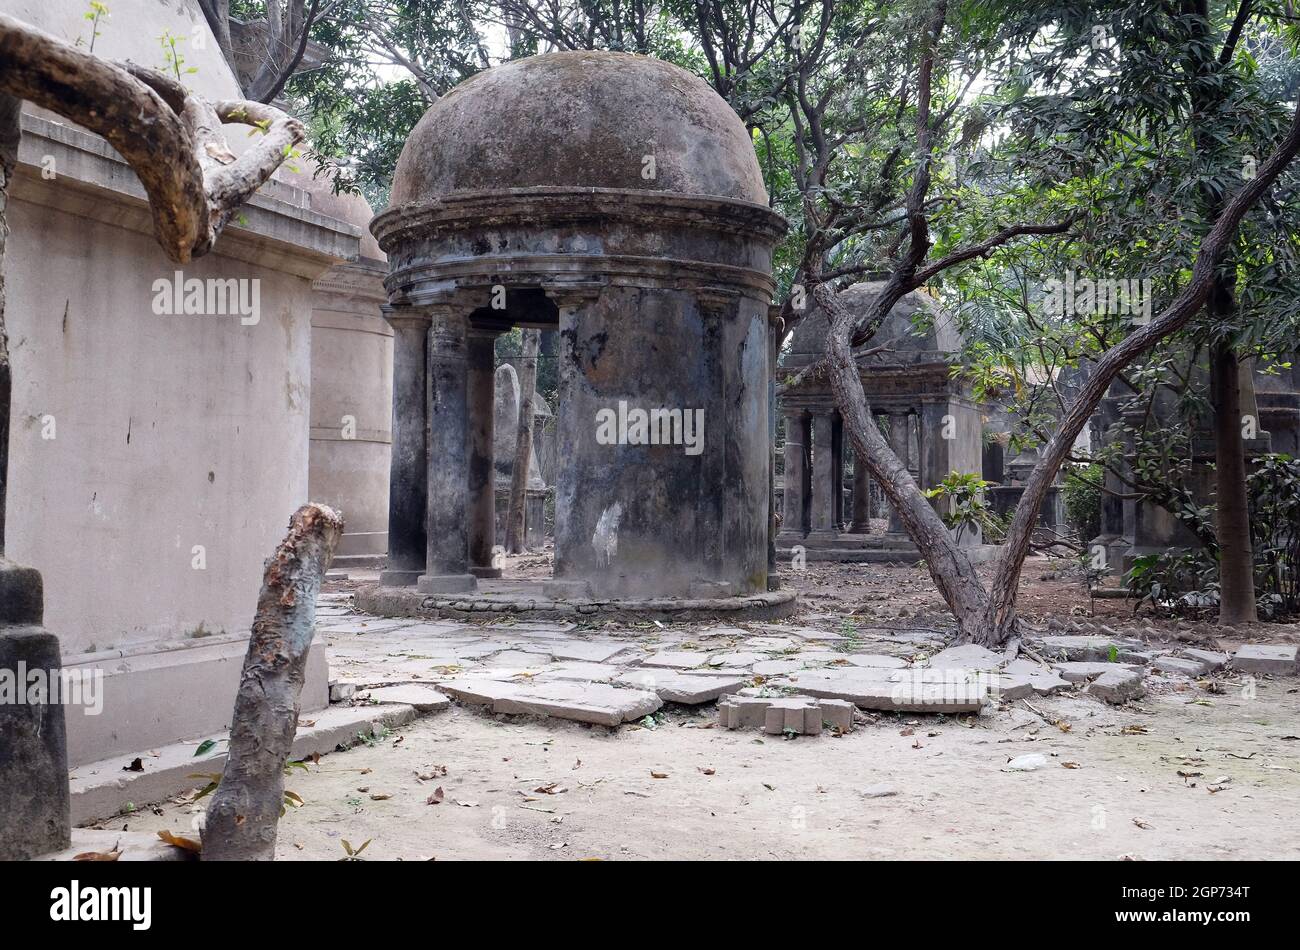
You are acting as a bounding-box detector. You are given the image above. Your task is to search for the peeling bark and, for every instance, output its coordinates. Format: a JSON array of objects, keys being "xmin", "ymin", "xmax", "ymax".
[{"xmin": 202, "ymin": 504, "xmax": 343, "ymax": 861}]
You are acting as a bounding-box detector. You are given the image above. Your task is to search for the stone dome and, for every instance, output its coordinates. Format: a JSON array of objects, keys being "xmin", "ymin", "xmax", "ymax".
[
  {"xmin": 784, "ymin": 282, "xmax": 963, "ymax": 370},
  {"xmin": 387, "ymin": 52, "xmax": 768, "ymax": 209}
]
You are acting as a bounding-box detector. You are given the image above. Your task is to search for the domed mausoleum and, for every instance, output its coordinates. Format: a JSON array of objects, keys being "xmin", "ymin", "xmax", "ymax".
[{"xmin": 370, "ymin": 51, "xmax": 786, "ymax": 599}]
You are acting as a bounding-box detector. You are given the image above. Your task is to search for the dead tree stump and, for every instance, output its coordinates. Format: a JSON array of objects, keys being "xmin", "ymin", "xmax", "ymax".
[{"xmin": 202, "ymin": 504, "xmax": 343, "ymax": 861}]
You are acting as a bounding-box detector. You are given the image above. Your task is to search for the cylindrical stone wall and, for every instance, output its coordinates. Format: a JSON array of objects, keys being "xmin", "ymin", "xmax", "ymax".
[{"xmin": 552, "ymin": 286, "xmax": 771, "ymax": 597}]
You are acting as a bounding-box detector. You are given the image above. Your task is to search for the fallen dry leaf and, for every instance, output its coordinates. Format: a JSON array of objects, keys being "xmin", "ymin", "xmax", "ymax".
[{"xmin": 157, "ymin": 830, "xmax": 202, "ymax": 853}]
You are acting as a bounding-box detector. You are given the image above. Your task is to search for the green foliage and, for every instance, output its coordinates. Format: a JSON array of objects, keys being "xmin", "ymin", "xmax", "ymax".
[
  {"xmin": 1061, "ymin": 463, "xmax": 1101, "ymax": 542},
  {"xmin": 924, "ymin": 471, "xmax": 1007, "ymax": 543}
]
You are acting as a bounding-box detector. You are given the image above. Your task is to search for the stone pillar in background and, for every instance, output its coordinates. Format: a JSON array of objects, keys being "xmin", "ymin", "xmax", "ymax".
[
  {"xmin": 380, "ymin": 306, "xmax": 431, "ymax": 586},
  {"xmin": 887, "ymin": 411, "xmax": 911, "ymax": 534},
  {"xmin": 850, "ymin": 446, "xmax": 872, "ymax": 533},
  {"xmin": 831, "ymin": 414, "xmax": 845, "ymax": 528},
  {"xmin": 467, "ymin": 324, "xmax": 502, "ymax": 579},
  {"xmin": 418, "ymin": 306, "xmax": 477, "ymax": 594},
  {"xmin": 0, "ymin": 560, "xmax": 70, "ymax": 859},
  {"xmin": 806, "ymin": 411, "xmax": 839, "ymax": 543},
  {"xmin": 778, "ymin": 409, "xmax": 808, "ymax": 542}
]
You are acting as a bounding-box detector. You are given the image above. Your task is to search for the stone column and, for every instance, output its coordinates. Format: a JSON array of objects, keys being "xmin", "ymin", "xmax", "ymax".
[
  {"xmin": 418, "ymin": 305, "xmax": 477, "ymax": 594},
  {"xmin": 467, "ymin": 325, "xmax": 501, "ymax": 579},
  {"xmin": 806, "ymin": 410, "xmax": 839, "ymax": 543},
  {"xmin": 887, "ymin": 411, "xmax": 911, "ymax": 534},
  {"xmin": 831, "ymin": 414, "xmax": 845, "ymax": 528},
  {"xmin": 379, "ymin": 306, "xmax": 431, "ymax": 587},
  {"xmin": 850, "ymin": 446, "xmax": 872, "ymax": 532},
  {"xmin": 777, "ymin": 409, "xmax": 808, "ymax": 542}
]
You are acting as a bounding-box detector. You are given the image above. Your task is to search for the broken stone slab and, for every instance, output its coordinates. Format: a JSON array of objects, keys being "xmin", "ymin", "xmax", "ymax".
[
  {"xmin": 707, "ymin": 652, "xmax": 766, "ymax": 667},
  {"xmin": 844, "ymin": 653, "xmax": 909, "ymax": 669},
  {"xmin": 995, "ymin": 674, "xmax": 1036, "ymax": 702},
  {"xmin": 442, "ymin": 679, "xmax": 661, "ymax": 726},
  {"xmin": 1089, "ymin": 668, "xmax": 1145, "ymax": 704},
  {"xmin": 1031, "ymin": 634, "xmax": 1144, "ymax": 662},
  {"xmin": 1051, "ymin": 661, "xmax": 1140, "ymax": 683},
  {"xmin": 329, "ymin": 681, "xmax": 358, "ymax": 702},
  {"xmin": 517, "ymin": 640, "xmax": 630, "ymax": 663},
  {"xmin": 1231, "ymin": 644, "xmax": 1299, "ymax": 676},
  {"xmin": 926, "ymin": 643, "xmax": 1004, "ymax": 671},
  {"xmin": 1002, "ymin": 659, "xmax": 1071, "ymax": 696},
  {"xmin": 775, "ymin": 669, "xmax": 987, "ymax": 713},
  {"xmin": 359, "ymin": 684, "xmax": 452, "ymax": 713},
  {"xmin": 534, "ymin": 662, "xmax": 624, "ymax": 683},
  {"xmin": 752, "ymin": 659, "xmax": 804, "ymax": 677},
  {"xmin": 638, "ymin": 651, "xmax": 713, "ymax": 669},
  {"xmin": 1180, "ymin": 648, "xmax": 1230, "ymax": 672},
  {"xmin": 741, "ymin": 636, "xmax": 799, "ymax": 652},
  {"xmin": 1151, "ymin": 656, "xmax": 1209, "ymax": 678},
  {"xmin": 615, "ymin": 671, "xmax": 747, "ymax": 704}
]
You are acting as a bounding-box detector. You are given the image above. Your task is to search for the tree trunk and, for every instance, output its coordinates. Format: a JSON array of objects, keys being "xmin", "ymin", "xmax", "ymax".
[
  {"xmin": 0, "ymin": 94, "xmax": 19, "ymax": 556},
  {"xmin": 505, "ymin": 329, "xmax": 539, "ymax": 553},
  {"xmin": 202, "ymin": 504, "xmax": 343, "ymax": 861},
  {"xmin": 1211, "ymin": 340, "xmax": 1258, "ymax": 623},
  {"xmin": 818, "ymin": 283, "xmax": 997, "ymax": 640}
]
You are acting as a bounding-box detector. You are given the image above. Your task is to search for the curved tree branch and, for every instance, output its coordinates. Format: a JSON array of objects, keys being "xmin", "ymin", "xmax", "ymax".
[{"xmin": 0, "ymin": 13, "xmax": 305, "ymax": 263}]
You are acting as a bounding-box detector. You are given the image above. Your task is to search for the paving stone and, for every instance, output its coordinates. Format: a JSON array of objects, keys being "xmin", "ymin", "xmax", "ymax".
[
  {"xmin": 994, "ymin": 674, "xmax": 1035, "ymax": 702},
  {"xmin": 1051, "ymin": 661, "xmax": 1140, "ymax": 683},
  {"xmin": 329, "ymin": 681, "xmax": 357, "ymax": 702},
  {"xmin": 534, "ymin": 662, "xmax": 623, "ymax": 683},
  {"xmin": 482, "ymin": 649, "xmax": 551, "ymax": 667},
  {"xmin": 1089, "ymin": 668, "xmax": 1145, "ymax": 704},
  {"xmin": 1002, "ymin": 659, "xmax": 1071, "ymax": 696},
  {"xmin": 639, "ymin": 650, "xmax": 713, "ymax": 669},
  {"xmin": 1180, "ymin": 648, "xmax": 1230, "ymax": 672},
  {"xmin": 319, "ymin": 618, "xmax": 412, "ymax": 635},
  {"xmin": 615, "ymin": 671, "xmax": 747, "ymax": 704},
  {"xmin": 1232, "ymin": 644, "xmax": 1299, "ymax": 676},
  {"xmin": 752, "ymin": 659, "xmax": 804, "ymax": 676},
  {"xmin": 741, "ymin": 636, "xmax": 799, "ymax": 652},
  {"xmin": 926, "ymin": 644, "xmax": 1004, "ymax": 671},
  {"xmin": 707, "ymin": 652, "xmax": 766, "ymax": 667},
  {"xmin": 717, "ymin": 695, "xmax": 775, "ymax": 729},
  {"xmin": 1033, "ymin": 634, "xmax": 1143, "ymax": 661},
  {"xmin": 786, "ymin": 627, "xmax": 847, "ymax": 642},
  {"xmin": 1116, "ymin": 649, "xmax": 1157, "ymax": 665},
  {"xmin": 776, "ymin": 669, "xmax": 987, "ymax": 713},
  {"xmin": 844, "ymin": 653, "xmax": 909, "ymax": 669},
  {"xmin": 360, "ymin": 684, "xmax": 452, "ymax": 712},
  {"xmin": 444, "ymin": 679, "xmax": 661, "ymax": 726},
  {"xmin": 518, "ymin": 640, "xmax": 630, "ymax": 663},
  {"xmin": 1152, "ymin": 656, "xmax": 1209, "ymax": 677}
]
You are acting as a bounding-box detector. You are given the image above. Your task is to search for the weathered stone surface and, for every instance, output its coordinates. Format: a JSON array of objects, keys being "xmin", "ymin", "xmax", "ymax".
[
  {"xmin": 1051, "ymin": 661, "xmax": 1139, "ymax": 683},
  {"xmin": 535, "ymin": 662, "xmax": 623, "ymax": 683},
  {"xmin": 1002, "ymin": 659, "xmax": 1070, "ymax": 695},
  {"xmin": 519, "ymin": 640, "xmax": 629, "ymax": 663},
  {"xmin": 438, "ymin": 678, "xmax": 525, "ymax": 706},
  {"xmin": 994, "ymin": 674, "xmax": 1035, "ymax": 702},
  {"xmin": 778, "ymin": 669, "xmax": 986, "ymax": 713},
  {"xmin": 844, "ymin": 654, "xmax": 909, "ymax": 669},
  {"xmin": 361, "ymin": 684, "xmax": 452, "ymax": 712},
  {"xmin": 817, "ymin": 698, "xmax": 855, "ymax": 732},
  {"xmin": 1151, "ymin": 656, "xmax": 1209, "ymax": 677},
  {"xmin": 40, "ymin": 829, "xmax": 198, "ymax": 862},
  {"xmin": 489, "ymin": 681, "xmax": 662, "ymax": 725},
  {"xmin": 1089, "ymin": 668, "xmax": 1145, "ymax": 704},
  {"xmin": 860, "ymin": 783, "xmax": 898, "ymax": 798},
  {"xmin": 708, "ymin": 652, "xmax": 766, "ymax": 667},
  {"xmin": 615, "ymin": 671, "xmax": 746, "ymax": 704},
  {"xmin": 763, "ymin": 698, "xmax": 823, "ymax": 735},
  {"xmin": 0, "ymin": 625, "xmax": 71, "ymax": 860},
  {"xmin": 0, "ymin": 559, "xmax": 42, "ymax": 625},
  {"xmin": 926, "ymin": 643, "xmax": 1003, "ymax": 671},
  {"xmin": 718, "ymin": 694, "xmax": 775, "ymax": 729},
  {"xmin": 1180, "ymin": 648, "xmax": 1230, "ymax": 672},
  {"xmin": 1232, "ymin": 644, "xmax": 1299, "ymax": 676},
  {"xmin": 741, "ymin": 636, "xmax": 799, "ymax": 651},
  {"xmin": 752, "ymin": 659, "xmax": 803, "ymax": 676},
  {"xmin": 329, "ymin": 681, "xmax": 358, "ymax": 702},
  {"xmin": 1033, "ymin": 634, "xmax": 1143, "ymax": 661},
  {"xmin": 639, "ymin": 651, "xmax": 713, "ymax": 669}
]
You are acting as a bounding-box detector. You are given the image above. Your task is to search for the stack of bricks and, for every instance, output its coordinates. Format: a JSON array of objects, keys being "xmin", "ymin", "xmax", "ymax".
[{"xmin": 717, "ymin": 693, "xmax": 854, "ymax": 735}]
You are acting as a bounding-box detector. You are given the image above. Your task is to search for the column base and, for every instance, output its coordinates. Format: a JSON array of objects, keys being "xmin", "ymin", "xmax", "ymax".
[
  {"xmin": 542, "ymin": 578, "xmax": 592, "ymax": 599},
  {"xmin": 776, "ymin": 531, "xmax": 808, "ymax": 546},
  {"xmin": 847, "ymin": 522, "xmax": 872, "ymax": 534},
  {"xmin": 469, "ymin": 565, "xmax": 503, "ymax": 579},
  {"xmin": 417, "ymin": 573, "xmax": 478, "ymax": 594},
  {"xmin": 379, "ymin": 568, "xmax": 423, "ymax": 587},
  {"xmin": 804, "ymin": 529, "xmax": 841, "ymax": 546}
]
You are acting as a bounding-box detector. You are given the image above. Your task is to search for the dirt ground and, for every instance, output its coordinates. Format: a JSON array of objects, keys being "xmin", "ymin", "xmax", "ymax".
[{"xmin": 108, "ymin": 556, "xmax": 1300, "ymax": 861}]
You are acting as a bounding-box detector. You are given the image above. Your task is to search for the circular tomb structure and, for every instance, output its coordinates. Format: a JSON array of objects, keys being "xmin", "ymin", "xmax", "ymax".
[{"xmin": 364, "ymin": 51, "xmax": 791, "ymax": 619}]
